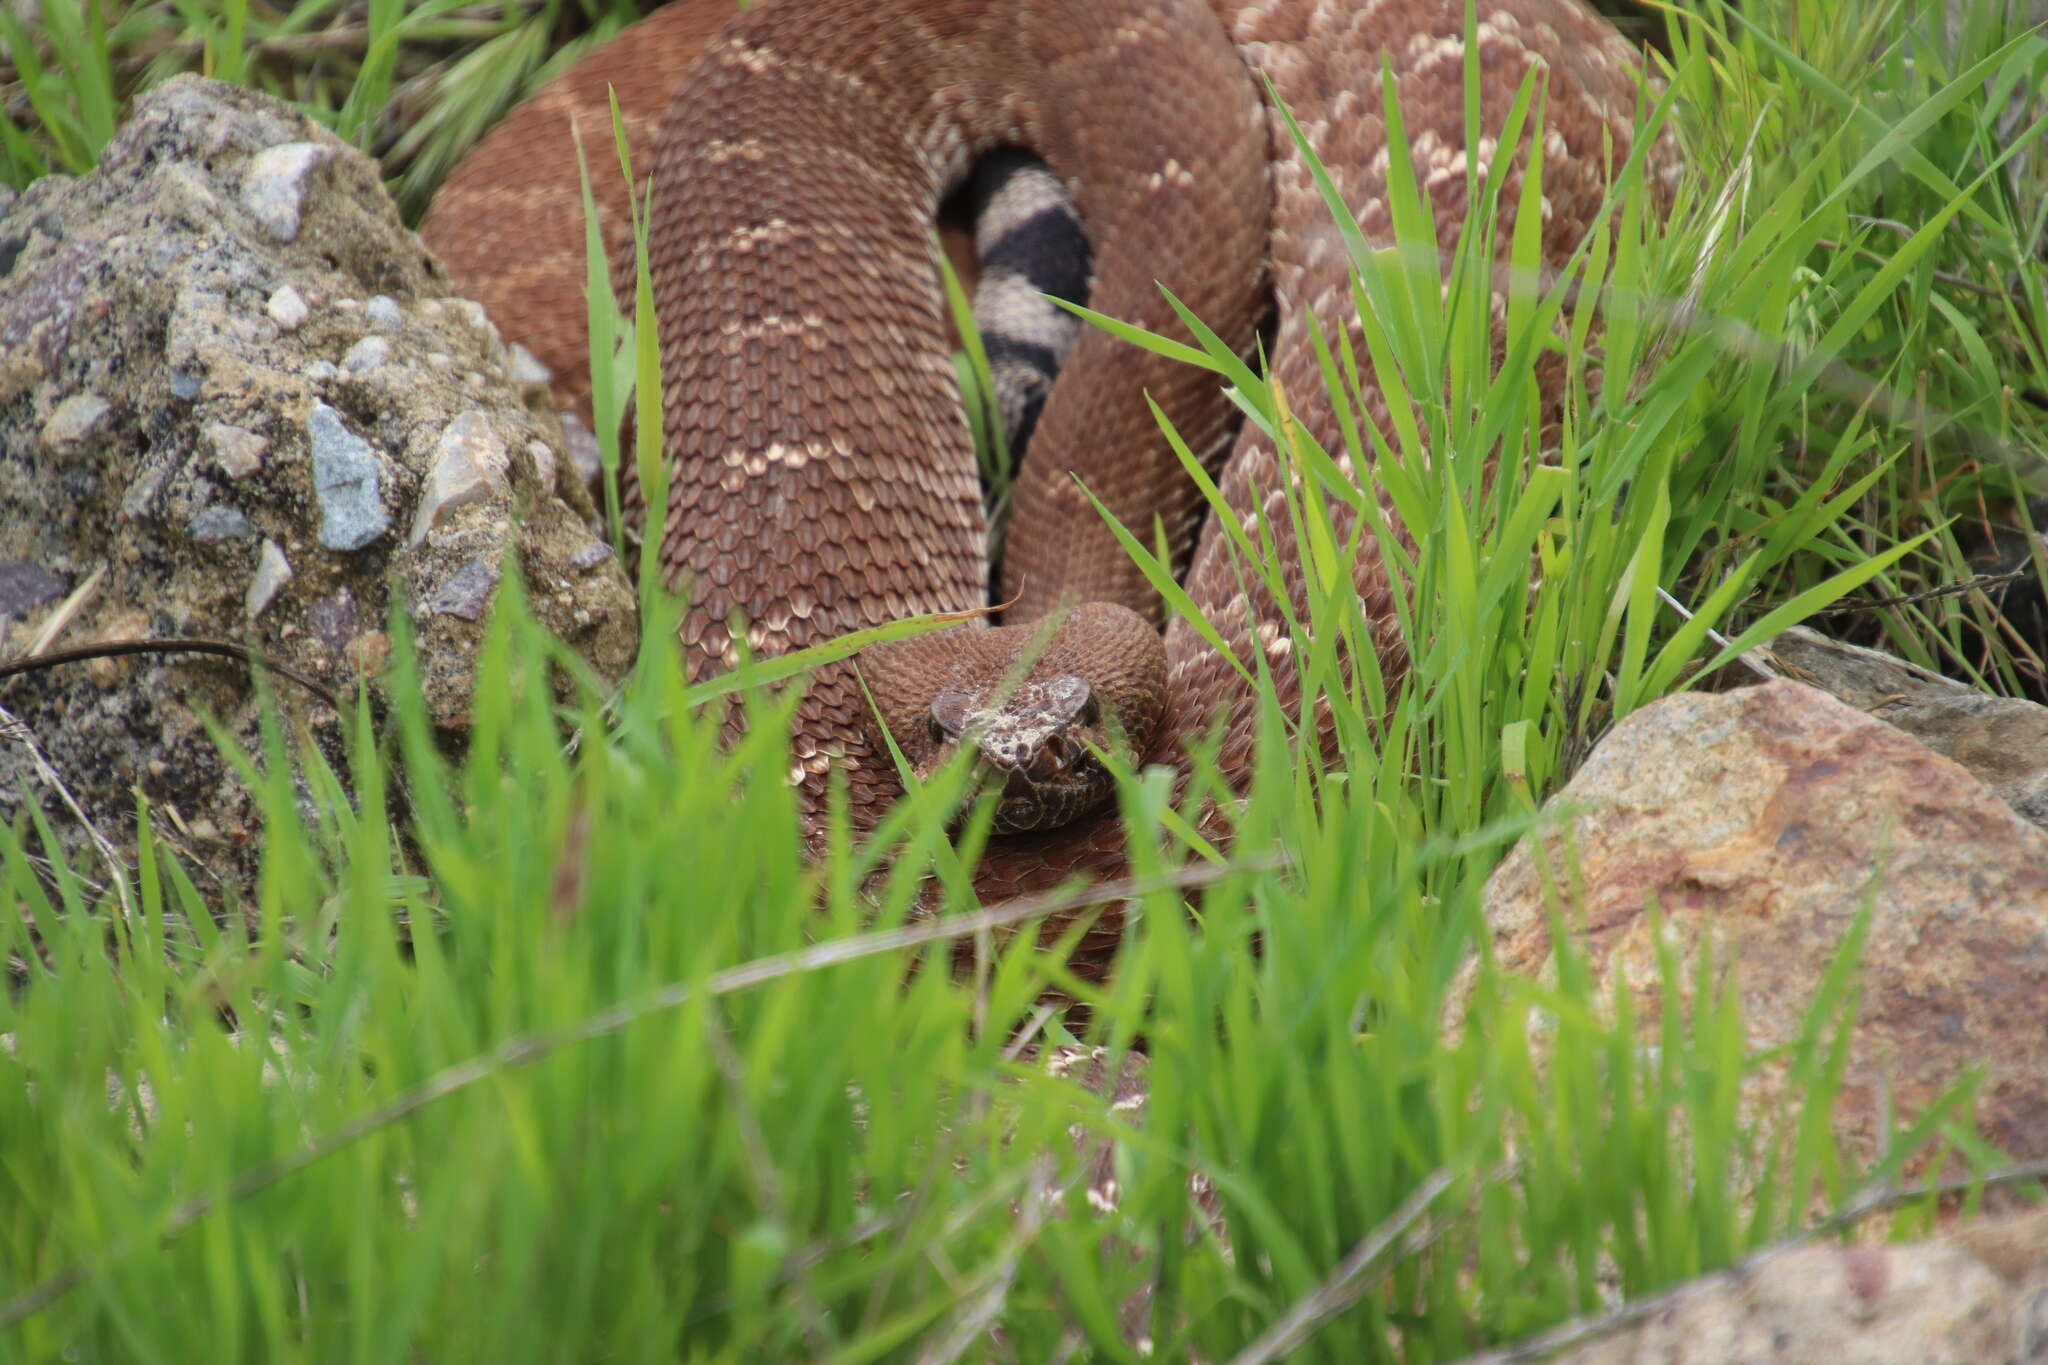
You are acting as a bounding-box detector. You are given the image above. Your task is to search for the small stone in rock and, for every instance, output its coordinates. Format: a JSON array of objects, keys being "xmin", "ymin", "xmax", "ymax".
[
  {"xmin": 266, "ymin": 284, "xmax": 308, "ymax": 331},
  {"xmin": 204, "ymin": 422, "xmax": 267, "ymax": 479},
  {"xmin": 241, "ymin": 141, "xmax": 331, "ymax": 243},
  {"xmin": 187, "ymin": 505, "xmax": 254, "ymax": 542},
  {"xmin": 40, "ymin": 392, "xmax": 111, "ymax": 450},
  {"xmin": 245, "ymin": 540, "xmax": 292, "ymax": 618},
  {"xmin": 306, "ymin": 401, "xmax": 389, "ymax": 551},
  {"xmin": 427, "ymin": 557, "xmax": 500, "ymax": 622},
  {"xmin": 342, "ymin": 335, "xmax": 389, "ymax": 373}
]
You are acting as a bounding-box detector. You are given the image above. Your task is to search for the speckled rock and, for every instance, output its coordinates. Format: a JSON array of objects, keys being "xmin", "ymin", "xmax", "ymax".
[
  {"xmin": 1769, "ymin": 624, "xmax": 2048, "ymax": 827},
  {"xmin": 1466, "ymin": 1205, "xmax": 2048, "ymax": 1365},
  {"xmin": 1478, "ymin": 681, "xmax": 2048, "ymax": 1179},
  {"xmin": 0, "ymin": 76, "xmax": 637, "ymax": 891}
]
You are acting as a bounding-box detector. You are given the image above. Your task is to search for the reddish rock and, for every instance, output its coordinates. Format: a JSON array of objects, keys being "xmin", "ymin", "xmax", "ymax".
[{"xmin": 1484, "ymin": 680, "xmax": 2048, "ymax": 1170}]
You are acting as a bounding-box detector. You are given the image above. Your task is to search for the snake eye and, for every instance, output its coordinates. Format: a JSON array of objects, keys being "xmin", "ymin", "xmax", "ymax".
[{"xmin": 928, "ymin": 687, "xmax": 972, "ymax": 746}]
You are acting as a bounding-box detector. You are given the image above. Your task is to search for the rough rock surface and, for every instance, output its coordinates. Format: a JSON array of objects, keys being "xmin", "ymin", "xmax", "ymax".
[
  {"xmin": 1769, "ymin": 624, "xmax": 2048, "ymax": 827},
  {"xmin": 1463, "ymin": 1205, "xmax": 2048, "ymax": 1365},
  {"xmin": 0, "ymin": 76, "xmax": 637, "ymax": 889},
  {"xmin": 1482, "ymin": 680, "xmax": 2048, "ymax": 1173}
]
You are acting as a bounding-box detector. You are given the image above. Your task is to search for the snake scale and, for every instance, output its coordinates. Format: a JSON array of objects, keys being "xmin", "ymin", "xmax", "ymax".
[{"xmin": 423, "ymin": 0, "xmax": 1670, "ymax": 959}]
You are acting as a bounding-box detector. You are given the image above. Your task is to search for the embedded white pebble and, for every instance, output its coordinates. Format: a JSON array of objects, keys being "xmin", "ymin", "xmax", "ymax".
[
  {"xmin": 408, "ymin": 411, "xmax": 509, "ymax": 545},
  {"xmin": 265, "ymin": 284, "xmax": 309, "ymax": 331},
  {"xmin": 241, "ymin": 141, "xmax": 330, "ymax": 243},
  {"xmin": 507, "ymin": 343, "xmax": 552, "ymax": 388},
  {"xmin": 342, "ymin": 335, "xmax": 389, "ymax": 373},
  {"xmin": 245, "ymin": 539, "xmax": 292, "ymax": 618},
  {"xmin": 364, "ymin": 295, "xmax": 403, "ymax": 331},
  {"xmin": 526, "ymin": 438, "xmax": 557, "ymax": 490}
]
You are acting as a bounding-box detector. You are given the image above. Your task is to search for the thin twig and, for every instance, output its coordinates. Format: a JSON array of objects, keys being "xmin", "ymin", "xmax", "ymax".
[
  {"xmin": 1808, "ymin": 566, "xmax": 2033, "ymax": 617},
  {"xmin": 0, "ymin": 638, "xmax": 343, "ymax": 713}
]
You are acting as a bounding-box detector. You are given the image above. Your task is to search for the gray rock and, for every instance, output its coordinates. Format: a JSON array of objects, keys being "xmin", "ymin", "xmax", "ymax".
[
  {"xmin": 239, "ymin": 141, "xmax": 330, "ymax": 243},
  {"xmin": 186, "ymin": 505, "xmax": 254, "ymax": 542},
  {"xmin": 245, "ymin": 540, "xmax": 291, "ymax": 619},
  {"xmin": 568, "ymin": 541, "xmax": 612, "ymax": 570},
  {"xmin": 524, "ymin": 438, "xmax": 557, "ymax": 490},
  {"xmin": 427, "ymin": 558, "xmax": 499, "ymax": 621},
  {"xmin": 305, "ymin": 402, "xmax": 388, "ymax": 551},
  {"xmin": 0, "ymin": 77, "xmax": 635, "ymax": 894},
  {"xmin": 119, "ymin": 464, "xmax": 168, "ymax": 520},
  {"xmin": 40, "ymin": 392, "xmax": 111, "ymax": 450},
  {"xmin": 0, "ymin": 561, "xmax": 67, "ymax": 617}
]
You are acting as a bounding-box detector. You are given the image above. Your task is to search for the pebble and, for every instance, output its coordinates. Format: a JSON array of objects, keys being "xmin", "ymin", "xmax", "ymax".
[
  {"xmin": 0, "ymin": 561, "xmax": 68, "ymax": 616},
  {"xmin": 266, "ymin": 284, "xmax": 308, "ymax": 332},
  {"xmin": 245, "ymin": 540, "xmax": 292, "ymax": 618},
  {"xmin": 341, "ymin": 335, "xmax": 389, "ymax": 373},
  {"xmin": 241, "ymin": 141, "xmax": 331, "ymax": 243},
  {"xmin": 427, "ymin": 557, "xmax": 499, "ymax": 621},
  {"xmin": 40, "ymin": 392, "xmax": 111, "ymax": 450},
  {"xmin": 408, "ymin": 410, "xmax": 508, "ymax": 544},
  {"xmin": 507, "ymin": 344, "xmax": 552, "ymax": 388},
  {"xmin": 187, "ymin": 505, "xmax": 254, "ymax": 542},
  {"xmin": 305, "ymin": 401, "xmax": 389, "ymax": 551},
  {"xmin": 204, "ymin": 421, "xmax": 267, "ymax": 479}
]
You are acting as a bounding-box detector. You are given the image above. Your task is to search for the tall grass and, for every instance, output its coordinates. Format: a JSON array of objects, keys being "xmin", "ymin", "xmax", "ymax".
[
  {"xmin": 4, "ymin": 0, "xmax": 2041, "ymax": 1357},
  {"xmin": 0, "ymin": 0, "xmax": 649, "ymax": 218}
]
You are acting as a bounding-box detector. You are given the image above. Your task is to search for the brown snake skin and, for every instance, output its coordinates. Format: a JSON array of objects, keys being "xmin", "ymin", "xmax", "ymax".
[{"xmin": 422, "ymin": 0, "xmax": 1672, "ymax": 958}]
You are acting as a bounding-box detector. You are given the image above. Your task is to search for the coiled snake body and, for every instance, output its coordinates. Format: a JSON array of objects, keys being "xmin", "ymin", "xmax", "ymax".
[{"xmin": 424, "ymin": 0, "xmax": 1669, "ymax": 952}]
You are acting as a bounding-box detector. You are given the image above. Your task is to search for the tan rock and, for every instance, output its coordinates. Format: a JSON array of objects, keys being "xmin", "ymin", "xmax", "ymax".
[
  {"xmin": 1483, "ymin": 680, "xmax": 2048, "ymax": 1171},
  {"xmin": 1461, "ymin": 1205, "xmax": 2048, "ymax": 1365}
]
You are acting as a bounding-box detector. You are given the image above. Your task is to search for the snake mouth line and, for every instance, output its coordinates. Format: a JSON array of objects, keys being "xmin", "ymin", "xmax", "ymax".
[{"xmin": 939, "ymin": 745, "xmax": 1114, "ymax": 837}]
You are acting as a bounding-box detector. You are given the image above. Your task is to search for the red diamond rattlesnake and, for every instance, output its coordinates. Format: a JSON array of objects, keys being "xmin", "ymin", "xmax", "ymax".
[{"xmin": 423, "ymin": 0, "xmax": 1672, "ymax": 960}]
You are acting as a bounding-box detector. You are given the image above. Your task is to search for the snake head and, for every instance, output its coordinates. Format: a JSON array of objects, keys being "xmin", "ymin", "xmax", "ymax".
[
  {"xmin": 925, "ymin": 673, "xmax": 1118, "ymax": 834},
  {"xmin": 861, "ymin": 602, "xmax": 1167, "ymax": 837}
]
